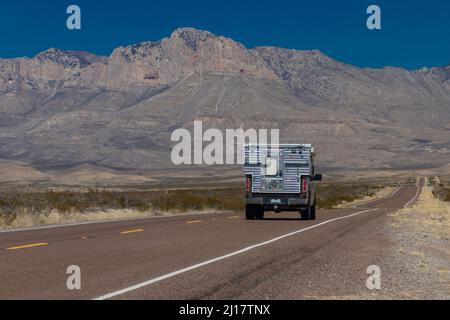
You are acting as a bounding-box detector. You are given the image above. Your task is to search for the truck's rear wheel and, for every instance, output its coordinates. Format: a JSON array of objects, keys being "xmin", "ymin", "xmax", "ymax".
[
  {"xmin": 310, "ymin": 204, "xmax": 316, "ymax": 220},
  {"xmin": 255, "ymin": 207, "xmax": 264, "ymax": 220},
  {"xmin": 246, "ymin": 205, "xmax": 264, "ymax": 220},
  {"xmin": 300, "ymin": 205, "xmax": 313, "ymax": 220},
  {"xmin": 310, "ymin": 197, "xmax": 317, "ymax": 220},
  {"xmin": 245, "ymin": 205, "xmax": 256, "ymax": 220}
]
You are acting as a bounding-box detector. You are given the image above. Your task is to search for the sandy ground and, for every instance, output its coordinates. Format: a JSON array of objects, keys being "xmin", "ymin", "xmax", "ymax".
[
  {"xmin": 385, "ymin": 186, "xmax": 450, "ymax": 299},
  {"xmin": 296, "ymin": 184, "xmax": 450, "ymax": 300}
]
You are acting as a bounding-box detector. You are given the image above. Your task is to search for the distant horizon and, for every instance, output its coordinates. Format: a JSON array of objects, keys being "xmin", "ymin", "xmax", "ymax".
[{"xmin": 1, "ymin": 1, "xmax": 450, "ymax": 70}]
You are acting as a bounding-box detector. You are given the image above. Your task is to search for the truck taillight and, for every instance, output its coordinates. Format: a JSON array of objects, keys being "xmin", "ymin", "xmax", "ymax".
[
  {"xmin": 302, "ymin": 178, "xmax": 309, "ymax": 193},
  {"xmin": 246, "ymin": 175, "xmax": 252, "ymax": 192}
]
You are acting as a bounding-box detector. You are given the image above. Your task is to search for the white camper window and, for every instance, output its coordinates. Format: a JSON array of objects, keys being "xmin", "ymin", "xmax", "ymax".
[{"xmin": 264, "ymin": 157, "xmax": 278, "ymax": 176}]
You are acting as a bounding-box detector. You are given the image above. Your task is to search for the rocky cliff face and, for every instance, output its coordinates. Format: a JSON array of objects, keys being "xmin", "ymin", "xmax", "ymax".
[
  {"xmin": 1, "ymin": 27, "xmax": 449, "ymax": 104},
  {"xmin": 0, "ymin": 28, "xmax": 279, "ymax": 92},
  {"xmin": 254, "ymin": 46, "xmax": 450, "ymax": 110},
  {"xmin": 0, "ymin": 48, "xmax": 108, "ymax": 92},
  {"xmin": 0, "ymin": 27, "xmax": 449, "ymax": 181}
]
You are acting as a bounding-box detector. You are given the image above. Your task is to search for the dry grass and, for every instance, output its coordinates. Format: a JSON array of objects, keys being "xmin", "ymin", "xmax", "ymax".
[
  {"xmin": 317, "ymin": 183, "xmax": 385, "ymax": 209},
  {"xmin": 432, "ymin": 187, "xmax": 450, "ymax": 202},
  {"xmin": 0, "ymin": 187, "xmax": 244, "ymax": 230},
  {"xmin": 336, "ymin": 187, "xmax": 396, "ymax": 208},
  {"xmin": 389, "ymin": 182, "xmax": 450, "ymax": 293},
  {"xmin": 1, "ymin": 208, "xmax": 221, "ymax": 230},
  {"xmin": 0, "ymin": 177, "xmax": 409, "ymax": 230},
  {"xmin": 316, "ymin": 175, "xmax": 419, "ymax": 209},
  {"xmin": 428, "ymin": 176, "xmax": 450, "ymax": 202},
  {"xmin": 391, "ymin": 186, "xmax": 450, "ymax": 238}
]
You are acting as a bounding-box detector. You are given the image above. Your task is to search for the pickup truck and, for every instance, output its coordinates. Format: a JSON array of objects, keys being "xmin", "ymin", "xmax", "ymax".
[{"xmin": 244, "ymin": 144, "xmax": 322, "ymax": 220}]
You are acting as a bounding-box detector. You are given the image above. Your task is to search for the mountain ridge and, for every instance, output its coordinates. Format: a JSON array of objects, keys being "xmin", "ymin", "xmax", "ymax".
[{"xmin": 3, "ymin": 27, "xmax": 449, "ymax": 72}]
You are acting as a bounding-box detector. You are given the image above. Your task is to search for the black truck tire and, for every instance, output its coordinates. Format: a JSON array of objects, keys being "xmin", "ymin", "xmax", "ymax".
[
  {"xmin": 255, "ymin": 206, "xmax": 265, "ymax": 220},
  {"xmin": 300, "ymin": 205, "xmax": 313, "ymax": 220},
  {"xmin": 309, "ymin": 197, "xmax": 317, "ymax": 220},
  {"xmin": 310, "ymin": 203, "xmax": 316, "ymax": 220},
  {"xmin": 245, "ymin": 205, "xmax": 256, "ymax": 220}
]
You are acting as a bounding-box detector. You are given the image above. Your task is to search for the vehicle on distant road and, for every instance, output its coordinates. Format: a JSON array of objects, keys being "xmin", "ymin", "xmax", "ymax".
[{"xmin": 244, "ymin": 144, "xmax": 322, "ymax": 220}]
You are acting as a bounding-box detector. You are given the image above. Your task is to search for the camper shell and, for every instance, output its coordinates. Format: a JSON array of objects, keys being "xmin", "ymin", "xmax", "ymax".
[{"xmin": 244, "ymin": 144, "xmax": 322, "ymax": 220}]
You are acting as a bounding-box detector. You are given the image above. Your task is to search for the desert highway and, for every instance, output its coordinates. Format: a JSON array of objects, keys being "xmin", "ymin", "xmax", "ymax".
[{"xmin": 0, "ymin": 179, "xmax": 424, "ymax": 300}]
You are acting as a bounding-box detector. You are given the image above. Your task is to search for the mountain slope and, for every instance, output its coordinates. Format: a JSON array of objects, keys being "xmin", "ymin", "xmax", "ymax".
[{"xmin": 0, "ymin": 27, "xmax": 449, "ymax": 184}]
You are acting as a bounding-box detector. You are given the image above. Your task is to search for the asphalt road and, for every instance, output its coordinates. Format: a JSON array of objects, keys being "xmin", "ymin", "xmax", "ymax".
[{"xmin": 0, "ymin": 179, "xmax": 423, "ymax": 300}]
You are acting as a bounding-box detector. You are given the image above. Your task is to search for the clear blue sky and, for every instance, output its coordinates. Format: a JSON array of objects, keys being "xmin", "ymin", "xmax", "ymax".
[{"xmin": 1, "ymin": 0, "xmax": 449, "ymax": 69}]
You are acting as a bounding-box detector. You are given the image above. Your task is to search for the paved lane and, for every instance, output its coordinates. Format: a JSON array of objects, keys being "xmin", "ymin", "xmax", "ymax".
[{"xmin": 0, "ymin": 180, "xmax": 423, "ymax": 299}]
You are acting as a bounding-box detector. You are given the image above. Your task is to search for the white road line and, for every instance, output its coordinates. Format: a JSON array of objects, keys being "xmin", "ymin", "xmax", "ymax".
[
  {"xmin": 404, "ymin": 184, "xmax": 421, "ymax": 209},
  {"xmin": 94, "ymin": 184, "xmax": 423, "ymax": 300},
  {"xmin": 93, "ymin": 208, "xmax": 377, "ymax": 300},
  {"xmin": 353, "ymin": 187, "xmax": 402, "ymax": 208}
]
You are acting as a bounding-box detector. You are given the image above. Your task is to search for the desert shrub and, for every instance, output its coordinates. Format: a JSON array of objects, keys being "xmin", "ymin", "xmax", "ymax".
[
  {"xmin": 0, "ymin": 179, "xmax": 400, "ymax": 226},
  {"xmin": 316, "ymin": 184, "xmax": 381, "ymax": 209},
  {"xmin": 432, "ymin": 187, "xmax": 450, "ymax": 202},
  {"xmin": 0, "ymin": 187, "xmax": 246, "ymax": 226}
]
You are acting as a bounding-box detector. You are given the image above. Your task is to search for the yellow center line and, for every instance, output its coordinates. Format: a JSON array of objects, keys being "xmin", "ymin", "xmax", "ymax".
[
  {"xmin": 228, "ymin": 215, "xmax": 240, "ymax": 219},
  {"xmin": 120, "ymin": 229, "xmax": 144, "ymax": 235},
  {"xmin": 6, "ymin": 243, "xmax": 49, "ymax": 251},
  {"xmin": 186, "ymin": 220, "xmax": 202, "ymax": 224}
]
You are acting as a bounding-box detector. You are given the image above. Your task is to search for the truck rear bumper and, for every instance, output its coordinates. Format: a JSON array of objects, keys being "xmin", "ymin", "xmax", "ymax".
[
  {"xmin": 246, "ymin": 195, "xmax": 309, "ymax": 210},
  {"xmin": 246, "ymin": 197, "xmax": 264, "ymax": 205},
  {"xmin": 287, "ymin": 198, "xmax": 309, "ymax": 206}
]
